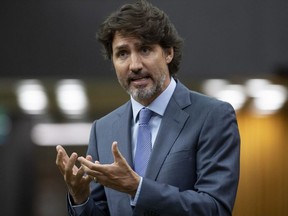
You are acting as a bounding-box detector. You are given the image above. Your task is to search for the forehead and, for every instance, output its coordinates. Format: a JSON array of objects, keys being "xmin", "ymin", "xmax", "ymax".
[{"xmin": 112, "ymin": 32, "xmax": 143, "ymax": 49}]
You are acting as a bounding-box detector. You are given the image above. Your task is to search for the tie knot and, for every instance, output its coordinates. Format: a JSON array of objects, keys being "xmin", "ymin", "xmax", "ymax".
[{"xmin": 139, "ymin": 108, "xmax": 153, "ymax": 125}]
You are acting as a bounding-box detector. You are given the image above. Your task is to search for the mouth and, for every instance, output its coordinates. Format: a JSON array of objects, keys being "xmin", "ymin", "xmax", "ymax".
[{"xmin": 129, "ymin": 75, "xmax": 151, "ymax": 87}]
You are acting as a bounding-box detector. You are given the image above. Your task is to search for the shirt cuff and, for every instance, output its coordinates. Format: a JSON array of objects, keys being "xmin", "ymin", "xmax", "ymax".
[
  {"xmin": 130, "ymin": 177, "xmax": 143, "ymax": 206},
  {"xmin": 68, "ymin": 193, "xmax": 90, "ymax": 214}
]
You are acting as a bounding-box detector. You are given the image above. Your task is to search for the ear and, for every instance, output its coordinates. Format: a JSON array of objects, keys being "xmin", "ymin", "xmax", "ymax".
[{"xmin": 165, "ymin": 47, "xmax": 174, "ymax": 64}]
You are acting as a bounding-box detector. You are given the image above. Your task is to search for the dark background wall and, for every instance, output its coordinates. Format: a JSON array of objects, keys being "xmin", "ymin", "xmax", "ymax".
[
  {"xmin": 1, "ymin": 0, "xmax": 288, "ymax": 79},
  {"xmin": 0, "ymin": 1, "xmax": 288, "ymax": 216}
]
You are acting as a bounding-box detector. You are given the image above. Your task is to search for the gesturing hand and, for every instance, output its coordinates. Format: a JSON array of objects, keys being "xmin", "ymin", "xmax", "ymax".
[
  {"xmin": 55, "ymin": 145, "xmax": 92, "ymax": 204},
  {"xmin": 78, "ymin": 141, "xmax": 140, "ymax": 196}
]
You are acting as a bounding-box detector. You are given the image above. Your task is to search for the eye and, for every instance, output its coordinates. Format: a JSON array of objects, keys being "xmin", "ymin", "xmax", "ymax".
[
  {"xmin": 140, "ymin": 46, "xmax": 151, "ymax": 55},
  {"xmin": 116, "ymin": 50, "xmax": 129, "ymax": 59}
]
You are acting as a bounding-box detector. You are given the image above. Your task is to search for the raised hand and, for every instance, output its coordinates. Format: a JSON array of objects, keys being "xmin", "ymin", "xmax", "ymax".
[
  {"xmin": 78, "ymin": 141, "xmax": 140, "ymax": 196},
  {"xmin": 55, "ymin": 145, "xmax": 92, "ymax": 204}
]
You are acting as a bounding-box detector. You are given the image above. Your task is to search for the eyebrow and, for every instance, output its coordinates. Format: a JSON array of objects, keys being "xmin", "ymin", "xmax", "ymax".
[
  {"xmin": 113, "ymin": 42, "xmax": 146, "ymax": 52},
  {"xmin": 114, "ymin": 44, "xmax": 129, "ymax": 52}
]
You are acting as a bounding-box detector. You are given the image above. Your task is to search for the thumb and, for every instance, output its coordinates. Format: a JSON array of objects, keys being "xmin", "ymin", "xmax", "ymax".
[{"xmin": 112, "ymin": 141, "xmax": 125, "ymax": 163}]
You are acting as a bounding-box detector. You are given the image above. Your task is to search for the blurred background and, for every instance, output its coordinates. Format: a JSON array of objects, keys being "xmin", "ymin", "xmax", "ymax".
[{"xmin": 0, "ymin": 0, "xmax": 287, "ymax": 215}]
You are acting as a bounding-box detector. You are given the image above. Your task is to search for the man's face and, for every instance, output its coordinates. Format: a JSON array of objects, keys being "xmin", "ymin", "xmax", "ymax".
[{"xmin": 112, "ymin": 32, "xmax": 174, "ymax": 106}]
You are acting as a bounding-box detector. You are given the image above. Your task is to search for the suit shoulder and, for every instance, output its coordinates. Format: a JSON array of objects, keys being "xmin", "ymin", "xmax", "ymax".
[
  {"xmin": 177, "ymin": 82, "xmax": 228, "ymax": 106},
  {"xmin": 174, "ymin": 81, "xmax": 230, "ymax": 107},
  {"xmin": 191, "ymin": 90, "xmax": 234, "ymax": 109},
  {"xmin": 96, "ymin": 101, "xmax": 131, "ymax": 123}
]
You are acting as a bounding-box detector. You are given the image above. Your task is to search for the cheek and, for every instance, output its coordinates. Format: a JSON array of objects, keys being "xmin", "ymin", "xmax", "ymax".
[
  {"xmin": 113, "ymin": 62, "xmax": 127, "ymax": 76},
  {"xmin": 115, "ymin": 69, "xmax": 125, "ymax": 81},
  {"xmin": 152, "ymin": 61, "xmax": 169, "ymax": 76}
]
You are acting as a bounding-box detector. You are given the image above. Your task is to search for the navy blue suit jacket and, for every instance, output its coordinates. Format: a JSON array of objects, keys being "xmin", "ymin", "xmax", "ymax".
[{"xmin": 68, "ymin": 81, "xmax": 240, "ymax": 216}]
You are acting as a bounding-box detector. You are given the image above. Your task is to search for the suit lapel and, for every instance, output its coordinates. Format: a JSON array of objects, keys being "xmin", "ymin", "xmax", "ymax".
[
  {"xmin": 112, "ymin": 102, "xmax": 134, "ymax": 166},
  {"xmin": 105, "ymin": 102, "xmax": 134, "ymax": 215},
  {"xmin": 145, "ymin": 82, "xmax": 191, "ymax": 180}
]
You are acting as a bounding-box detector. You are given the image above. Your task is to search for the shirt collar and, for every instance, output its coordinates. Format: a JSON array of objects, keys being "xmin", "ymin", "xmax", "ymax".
[{"xmin": 131, "ymin": 78, "xmax": 176, "ymax": 123}]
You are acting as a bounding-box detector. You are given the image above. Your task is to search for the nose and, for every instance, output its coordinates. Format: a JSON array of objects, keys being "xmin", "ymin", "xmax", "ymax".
[{"xmin": 129, "ymin": 53, "xmax": 143, "ymax": 73}]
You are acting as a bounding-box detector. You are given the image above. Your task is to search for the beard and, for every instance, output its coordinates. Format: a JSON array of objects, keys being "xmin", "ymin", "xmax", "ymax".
[{"xmin": 118, "ymin": 72, "xmax": 167, "ymax": 102}]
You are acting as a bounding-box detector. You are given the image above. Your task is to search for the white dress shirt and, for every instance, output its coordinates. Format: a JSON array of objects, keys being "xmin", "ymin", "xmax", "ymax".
[{"xmin": 130, "ymin": 78, "xmax": 176, "ymax": 205}]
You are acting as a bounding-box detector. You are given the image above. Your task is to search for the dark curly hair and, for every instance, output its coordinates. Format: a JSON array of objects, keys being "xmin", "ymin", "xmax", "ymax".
[{"xmin": 97, "ymin": 0, "xmax": 183, "ymax": 77}]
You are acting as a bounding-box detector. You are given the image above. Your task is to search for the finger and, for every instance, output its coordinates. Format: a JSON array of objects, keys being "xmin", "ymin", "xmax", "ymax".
[
  {"xmin": 75, "ymin": 165, "xmax": 85, "ymax": 178},
  {"xmin": 73, "ymin": 155, "xmax": 94, "ymax": 180},
  {"xmin": 56, "ymin": 145, "xmax": 66, "ymax": 154},
  {"xmin": 76, "ymin": 155, "xmax": 94, "ymax": 173},
  {"xmin": 78, "ymin": 156, "xmax": 95, "ymax": 168},
  {"xmin": 82, "ymin": 155, "xmax": 98, "ymax": 172},
  {"xmin": 65, "ymin": 152, "xmax": 78, "ymax": 179},
  {"xmin": 75, "ymin": 165, "xmax": 94, "ymax": 184},
  {"xmin": 78, "ymin": 157, "xmax": 107, "ymax": 175},
  {"xmin": 81, "ymin": 164, "xmax": 103, "ymax": 177},
  {"xmin": 78, "ymin": 157, "xmax": 99, "ymax": 173},
  {"xmin": 56, "ymin": 145, "xmax": 70, "ymax": 160},
  {"xmin": 86, "ymin": 155, "xmax": 93, "ymax": 162},
  {"xmin": 56, "ymin": 146, "xmax": 69, "ymax": 173},
  {"xmin": 56, "ymin": 148, "xmax": 63, "ymax": 167},
  {"xmin": 111, "ymin": 141, "xmax": 125, "ymax": 163}
]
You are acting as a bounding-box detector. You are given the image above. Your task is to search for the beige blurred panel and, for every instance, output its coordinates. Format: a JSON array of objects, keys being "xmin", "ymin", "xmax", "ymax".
[{"xmin": 233, "ymin": 110, "xmax": 288, "ymax": 216}]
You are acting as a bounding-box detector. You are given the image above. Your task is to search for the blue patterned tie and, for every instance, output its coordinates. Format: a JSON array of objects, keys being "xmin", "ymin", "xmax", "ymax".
[{"xmin": 134, "ymin": 108, "xmax": 153, "ymax": 176}]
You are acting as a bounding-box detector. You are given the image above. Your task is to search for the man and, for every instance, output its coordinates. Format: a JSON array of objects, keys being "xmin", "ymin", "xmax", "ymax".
[{"xmin": 56, "ymin": 0, "xmax": 240, "ymax": 215}]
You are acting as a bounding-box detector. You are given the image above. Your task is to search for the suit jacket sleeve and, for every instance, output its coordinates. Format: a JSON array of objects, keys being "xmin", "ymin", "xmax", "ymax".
[
  {"xmin": 67, "ymin": 121, "xmax": 110, "ymax": 216},
  {"xmin": 133, "ymin": 101, "xmax": 240, "ymax": 216}
]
